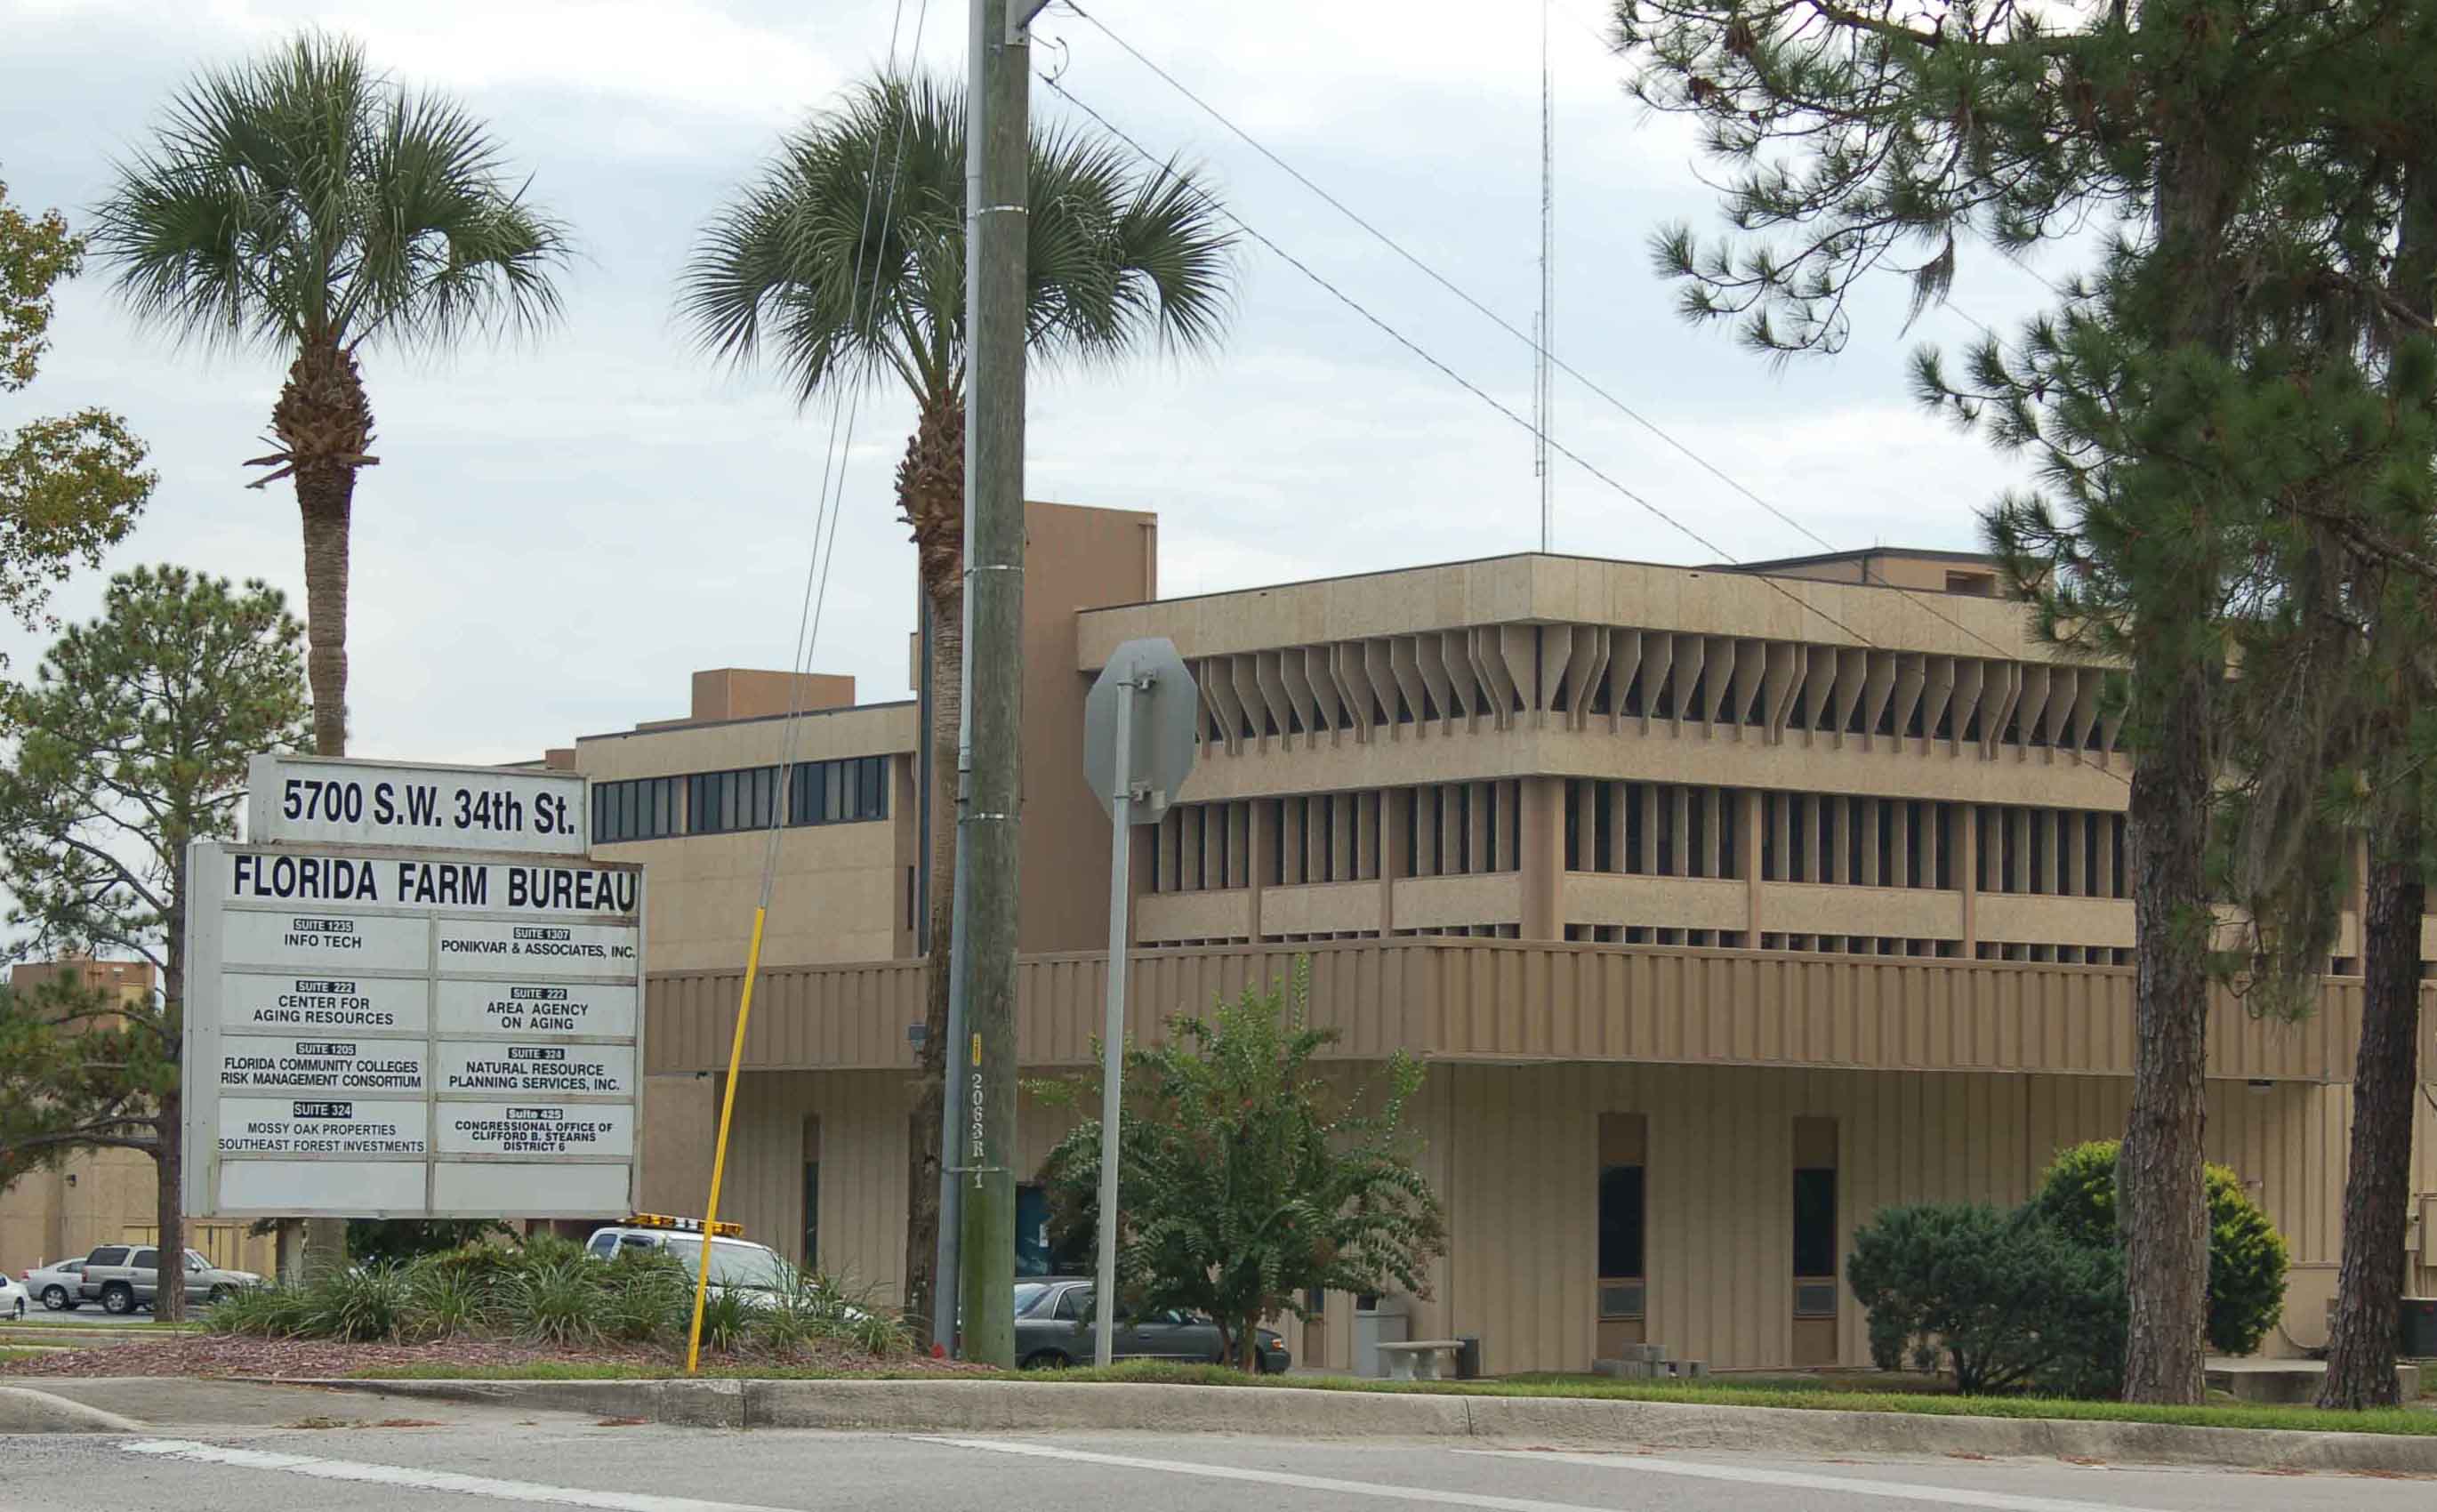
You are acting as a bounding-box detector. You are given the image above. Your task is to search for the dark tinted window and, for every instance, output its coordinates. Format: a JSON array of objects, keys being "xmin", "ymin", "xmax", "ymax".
[
  {"xmin": 132, "ymin": 1249, "xmax": 157, "ymax": 1269},
  {"xmin": 789, "ymin": 757, "xmax": 889, "ymax": 826},
  {"xmin": 87, "ymin": 1247, "xmax": 127, "ymax": 1267},
  {"xmin": 1597, "ymin": 1165, "xmax": 1645, "ymax": 1279},
  {"xmin": 1055, "ymin": 1286, "xmax": 1092, "ymax": 1322},
  {"xmin": 594, "ymin": 776, "xmax": 680, "ymax": 842},
  {"xmin": 1793, "ymin": 1169, "xmax": 1838, "ymax": 1277}
]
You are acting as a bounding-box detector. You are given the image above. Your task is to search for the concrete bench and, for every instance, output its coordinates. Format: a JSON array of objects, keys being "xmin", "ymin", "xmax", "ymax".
[{"xmin": 1377, "ymin": 1339, "xmax": 1466, "ymax": 1380}]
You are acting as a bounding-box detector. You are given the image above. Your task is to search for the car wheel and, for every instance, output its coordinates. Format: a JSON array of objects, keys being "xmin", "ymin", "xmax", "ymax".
[
  {"xmin": 40, "ymin": 1285, "xmax": 69, "ymax": 1311},
  {"xmin": 1020, "ymin": 1350, "xmax": 1073, "ymax": 1371},
  {"xmin": 10, "ymin": 1299, "xmax": 21, "ymax": 1320},
  {"xmin": 207, "ymin": 1286, "xmax": 230, "ymax": 1305},
  {"xmin": 100, "ymin": 1283, "xmax": 135, "ymax": 1315}
]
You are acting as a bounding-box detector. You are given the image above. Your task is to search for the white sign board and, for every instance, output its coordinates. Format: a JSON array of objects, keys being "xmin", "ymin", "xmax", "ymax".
[
  {"xmin": 248, "ymin": 754, "xmax": 589, "ymax": 856},
  {"xmin": 185, "ymin": 768, "xmax": 644, "ymax": 1221}
]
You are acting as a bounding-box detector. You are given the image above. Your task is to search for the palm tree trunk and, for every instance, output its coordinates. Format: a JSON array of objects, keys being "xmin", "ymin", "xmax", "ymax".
[
  {"xmin": 298, "ymin": 479, "xmax": 351, "ymax": 759},
  {"xmin": 2319, "ymin": 815, "xmax": 2423, "ymax": 1408},
  {"xmin": 905, "ymin": 586, "xmax": 961, "ymax": 1346},
  {"xmin": 896, "ymin": 389, "xmax": 965, "ymax": 1347},
  {"xmin": 272, "ymin": 335, "xmax": 372, "ymax": 1279}
]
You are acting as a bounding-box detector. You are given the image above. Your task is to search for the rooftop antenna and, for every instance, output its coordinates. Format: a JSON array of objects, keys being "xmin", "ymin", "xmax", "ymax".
[{"xmin": 1534, "ymin": 0, "xmax": 1555, "ymax": 552}]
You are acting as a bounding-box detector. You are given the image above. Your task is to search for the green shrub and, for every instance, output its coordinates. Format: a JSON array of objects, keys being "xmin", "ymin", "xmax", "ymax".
[
  {"xmin": 1846, "ymin": 1202, "xmax": 2127, "ymax": 1396},
  {"xmin": 407, "ymin": 1243, "xmax": 520, "ymax": 1304},
  {"xmin": 300, "ymin": 1264, "xmax": 412, "ymax": 1342},
  {"xmin": 403, "ymin": 1260, "xmax": 494, "ymax": 1341},
  {"xmin": 597, "ymin": 1249, "xmax": 689, "ymax": 1344},
  {"xmin": 2032, "ymin": 1140, "xmax": 2290, "ymax": 1355},
  {"xmin": 504, "ymin": 1254, "xmax": 603, "ymax": 1347},
  {"xmin": 692, "ymin": 1287, "xmax": 753, "ymax": 1354},
  {"xmin": 204, "ymin": 1283, "xmax": 312, "ymax": 1339}
]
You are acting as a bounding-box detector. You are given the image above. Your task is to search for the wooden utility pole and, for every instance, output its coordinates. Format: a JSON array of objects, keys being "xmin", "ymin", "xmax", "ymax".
[{"xmin": 953, "ymin": 0, "xmax": 1036, "ymax": 1371}]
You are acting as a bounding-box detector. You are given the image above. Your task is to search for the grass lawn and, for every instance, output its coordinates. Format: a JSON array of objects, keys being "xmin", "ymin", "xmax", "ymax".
[{"xmin": 345, "ymin": 1356, "xmax": 2437, "ymax": 1437}]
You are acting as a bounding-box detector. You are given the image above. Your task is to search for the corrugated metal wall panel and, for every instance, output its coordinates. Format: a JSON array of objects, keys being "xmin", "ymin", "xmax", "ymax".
[
  {"xmin": 707, "ymin": 1057, "xmax": 2386, "ymax": 1373},
  {"xmin": 651, "ymin": 942, "xmax": 2386, "ymax": 1082}
]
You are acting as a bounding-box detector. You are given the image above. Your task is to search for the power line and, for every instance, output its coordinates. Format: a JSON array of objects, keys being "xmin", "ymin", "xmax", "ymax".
[
  {"xmin": 1044, "ymin": 7, "xmax": 2049, "ymax": 671},
  {"xmin": 1039, "ymin": 63, "xmax": 2132, "ymax": 785},
  {"xmin": 1038, "ymin": 69, "xmax": 1887, "ymax": 651}
]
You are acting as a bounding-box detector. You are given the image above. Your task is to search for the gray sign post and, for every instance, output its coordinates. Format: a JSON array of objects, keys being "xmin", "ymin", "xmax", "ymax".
[{"xmin": 1082, "ymin": 638, "xmax": 1198, "ymax": 1367}]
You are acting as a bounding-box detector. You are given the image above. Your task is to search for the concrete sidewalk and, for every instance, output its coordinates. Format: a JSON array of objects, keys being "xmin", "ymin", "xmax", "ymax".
[
  {"xmin": 295, "ymin": 1376, "xmax": 2437, "ymax": 1475},
  {"xmin": 8, "ymin": 1373, "xmax": 2437, "ymax": 1479}
]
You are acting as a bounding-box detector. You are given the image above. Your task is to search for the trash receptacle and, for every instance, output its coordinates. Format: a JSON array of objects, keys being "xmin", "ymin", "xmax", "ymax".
[
  {"xmin": 1455, "ymin": 1336, "xmax": 1483, "ymax": 1380},
  {"xmin": 2402, "ymin": 1298, "xmax": 2437, "ymax": 1358}
]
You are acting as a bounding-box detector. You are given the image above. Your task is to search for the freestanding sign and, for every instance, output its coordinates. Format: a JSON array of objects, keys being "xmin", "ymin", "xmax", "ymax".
[
  {"xmin": 1081, "ymin": 638, "xmax": 1198, "ymax": 1367},
  {"xmin": 184, "ymin": 757, "xmax": 643, "ymax": 1221}
]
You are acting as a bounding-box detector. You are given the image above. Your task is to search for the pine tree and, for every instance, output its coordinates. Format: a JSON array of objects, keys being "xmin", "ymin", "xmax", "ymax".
[
  {"xmin": 0, "ymin": 567, "xmax": 311, "ymax": 1322},
  {"xmin": 1613, "ymin": 0, "xmax": 2425, "ymax": 1402}
]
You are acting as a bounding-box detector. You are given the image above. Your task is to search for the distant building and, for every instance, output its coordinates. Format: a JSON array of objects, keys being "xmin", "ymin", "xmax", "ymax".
[
  {"xmin": 560, "ymin": 502, "xmax": 2434, "ymax": 1374},
  {"xmin": 0, "ymin": 956, "xmax": 276, "ymax": 1281}
]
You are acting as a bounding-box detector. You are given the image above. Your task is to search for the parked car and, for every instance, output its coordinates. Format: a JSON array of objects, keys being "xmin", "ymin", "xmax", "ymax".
[
  {"xmin": 23, "ymin": 1259, "xmax": 86, "ymax": 1311},
  {"xmin": 0, "ymin": 1272, "xmax": 26, "ymax": 1321},
  {"xmin": 584, "ymin": 1216, "xmax": 805, "ymax": 1311},
  {"xmin": 76, "ymin": 1244, "xmax": 263, "ymax": 1315},
  {"xmin": 1011, "ymin": 1277, "xmax": 1290, "ymax": 1372}
]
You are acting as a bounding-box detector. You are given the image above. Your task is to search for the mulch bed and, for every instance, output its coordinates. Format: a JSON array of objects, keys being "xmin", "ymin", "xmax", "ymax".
[{"xmin": 0, "ymin": 1332, "xmax": 994, "ymax": 1380}]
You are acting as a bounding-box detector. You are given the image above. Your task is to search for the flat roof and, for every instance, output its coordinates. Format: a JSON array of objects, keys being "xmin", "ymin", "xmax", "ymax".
[
  {"xmin": 1074, "ymin": 546, "xmax": 1997, "ymax": 616},
  {"xmin": 1722, "ymin": 546, "xmax": 2001, "ymax": 572},
  {"xmin": 575, "ymin": 698, "xmax": 914, "ymax": 746}
]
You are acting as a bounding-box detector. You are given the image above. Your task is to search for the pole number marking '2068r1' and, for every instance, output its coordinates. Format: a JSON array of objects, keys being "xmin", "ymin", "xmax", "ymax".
[{"xmin": 283, "ymin": 777, "xmax": 575, "ymax": 837}]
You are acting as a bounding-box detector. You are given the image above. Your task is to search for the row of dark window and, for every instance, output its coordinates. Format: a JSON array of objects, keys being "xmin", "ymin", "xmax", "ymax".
[{"xmin": 592, "ymin": 755, "xmax": 890, "ymax": 842}]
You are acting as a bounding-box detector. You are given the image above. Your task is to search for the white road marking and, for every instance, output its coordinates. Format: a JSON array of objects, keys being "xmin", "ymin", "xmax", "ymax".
[
  {"xmin": 121, "ymin": 1440, "xmax": 797, "ymax": 1512},
  {"xmin": 928, "ymin": 1436, "xmax": 2187, "ymax": 1512},
  {"xmin": 1464, "ymin": 1448, "xmax": 2175, "ymax": 1512}
]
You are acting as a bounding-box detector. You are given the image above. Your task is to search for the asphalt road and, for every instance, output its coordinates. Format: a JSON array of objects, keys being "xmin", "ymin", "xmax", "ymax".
[{"xmin": 4, "ymin": 1416, "xmax": 2432, "ymax": 1512}]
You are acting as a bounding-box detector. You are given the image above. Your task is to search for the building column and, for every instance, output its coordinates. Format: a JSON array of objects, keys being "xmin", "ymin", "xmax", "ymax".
[
  {"xmin": 1244, "ymin": 799, "xmax": 1267, "ymax": 944},
  {"xmin": 1958, "ymin": 802, "xmax": 1979, "ymax": 955},
  {"xmin": 1379, "ymin": 789, "xmax": 1405, "ymax": 935},
  {"xmin": 1741, "ymin": 789, "xmax": 1765, "ymax": 945},
  {"xmin": 1521, "ymin": 776, "xmax": 1564, "ymax": 940}
]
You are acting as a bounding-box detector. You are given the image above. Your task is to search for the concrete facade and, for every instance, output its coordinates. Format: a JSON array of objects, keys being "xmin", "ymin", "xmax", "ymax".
[{"xmin": 561, "ymin": 509, "xmax": 2437, "ymax": 1373}]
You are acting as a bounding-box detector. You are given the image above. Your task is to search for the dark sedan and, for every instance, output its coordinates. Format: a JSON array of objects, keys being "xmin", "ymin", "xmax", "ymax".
[{"xmin": 1012, "ymin": 1277, "xmax": 1291, "ymax": 1373}]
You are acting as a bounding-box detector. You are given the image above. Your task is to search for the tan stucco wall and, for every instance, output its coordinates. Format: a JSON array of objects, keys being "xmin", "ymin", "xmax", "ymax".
[
  {"xmin": 701, "ymin": 1060, "xmax": 2424, "ymax": 1375},
  {"xmin": 0, "ymin": 1145, "xmax": 273, "ymax": 1280}
]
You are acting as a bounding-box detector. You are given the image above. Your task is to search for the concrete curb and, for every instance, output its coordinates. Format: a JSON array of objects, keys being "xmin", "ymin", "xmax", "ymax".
[
  {"xmin": 288, "ymin": 1378, "xmax": 2437, "ymax": 1474},
  {"xmin": 0, "ymin": 1385, "xmax": 143, "ymax": 1435}
]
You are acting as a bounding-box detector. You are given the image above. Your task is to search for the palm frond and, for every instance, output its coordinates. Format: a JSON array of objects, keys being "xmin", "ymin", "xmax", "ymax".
[
  {"xmin": 681, "ymin": 69, "xmax": 1238, "ymax": 409},
  {"xmin": 89, "ymin": 28, "xmax": 569, "ymax": 359}
]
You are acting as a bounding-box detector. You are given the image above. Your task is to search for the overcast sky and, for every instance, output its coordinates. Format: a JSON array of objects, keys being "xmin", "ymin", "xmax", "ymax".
[{"xmin": 1, "ymin": 0, "xmax": 2068, "ymax": 767}]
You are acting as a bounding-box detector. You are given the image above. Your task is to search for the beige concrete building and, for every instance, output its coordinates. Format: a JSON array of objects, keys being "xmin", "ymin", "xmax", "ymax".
[
  {"xmin": 572, "ymin": 503, "xmax": 2437, "ymax": 1374},
  {"xmin": 0, "ymin": 958, "xmax": 276, "ymax": 1282}
]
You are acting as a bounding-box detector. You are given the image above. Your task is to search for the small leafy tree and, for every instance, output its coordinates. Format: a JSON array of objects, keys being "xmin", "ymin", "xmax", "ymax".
[
  {"xmin": 1846, "ymin": 1202, "xmax": 2127, "ymax": 1396},
  {"xmin": 2033, "ymin": 1141, "xmax": 2288, "ymax": 1357},
  {"xmin": 1037, "ymin": 963, "xmax": 1445, "ymax": 1371},
  {"xmin": 0, "ymin": 173, "xmax": 154, "ymax": 643},
  {"xmin": 0, "ymin": 566, "xmax": 310, "ymax": 1322}
]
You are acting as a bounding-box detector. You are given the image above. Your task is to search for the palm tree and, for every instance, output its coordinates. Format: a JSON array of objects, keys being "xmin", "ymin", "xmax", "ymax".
[
  {"xmin": 680, "ymin": 73, "xmax": 1234, "ymax": 1342},
  {"xmin": 92, "ymin": 31, "xmax": 570, "ymax": 759}
]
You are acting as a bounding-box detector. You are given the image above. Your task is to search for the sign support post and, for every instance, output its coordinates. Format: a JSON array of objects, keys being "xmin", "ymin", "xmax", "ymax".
[
  {"xmin": 1092, "ymin": 673, "xmax": 1139, "ymax": 1369},
  {"xmin": 1081, "ymin": 638, "xmax": 1197, "ymax": 1369}
]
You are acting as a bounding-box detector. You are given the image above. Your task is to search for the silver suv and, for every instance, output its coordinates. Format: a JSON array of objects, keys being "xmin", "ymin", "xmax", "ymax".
[{"xmin": 78, "ymin": 1244, "xmax": 263, "ymax": 1314}]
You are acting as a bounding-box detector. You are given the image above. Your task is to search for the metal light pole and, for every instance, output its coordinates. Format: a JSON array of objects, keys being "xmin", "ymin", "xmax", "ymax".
[{"xmin": 951, "ymin": 0, "xmax": 1043, "ymax": 1371}]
